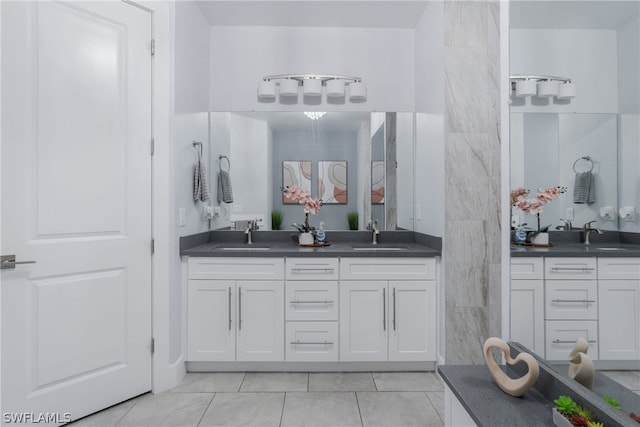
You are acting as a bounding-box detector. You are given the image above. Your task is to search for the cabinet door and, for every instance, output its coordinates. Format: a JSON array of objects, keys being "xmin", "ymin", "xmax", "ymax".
[
  {"xmin": 339, "ymin": 281, "xmax": 388, "ymax": 361},
  {"xmin": 236, "ymin": 281, "xmax": 284, "ymax": 362},
  {"xmin": 599, "ymin": 280, "xmax": 640, "ymax": 360},
  {"xmin": 510, "ymin": 279, "xmax": 544, "ymax": 356},
  {"xmin": 187, "ymin": 280, "xmax": 235, "ymax": 361},
  {"xmin": 388, "ymin": 281, "xmax": 437, "ymax": 361}
]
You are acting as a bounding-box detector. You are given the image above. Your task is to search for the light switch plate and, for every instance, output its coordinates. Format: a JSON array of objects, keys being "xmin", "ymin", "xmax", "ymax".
[
  {"xmin": 565, "ymin": 208, "xmax": 574, "ymax": 221},
  {"xmin": 179, "ymin": 208, "xmax": 186, "ymax": 227}
]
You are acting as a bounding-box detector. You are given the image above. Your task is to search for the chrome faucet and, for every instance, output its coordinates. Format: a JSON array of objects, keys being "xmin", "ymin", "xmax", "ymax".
[
  {"xmin": 556, "ymin": 218, "xmax": 573, "ymax": 231},
  {"xmin": 583, "ymin": 220, "xmax": 603, "ymax": 245},
  {"xmin": 372, "ymin": 220, "xmax": 380, "ymax": 245},
  {"xmin": 244, "ymin": 220, "xmax": 256, "ymax": 244}
]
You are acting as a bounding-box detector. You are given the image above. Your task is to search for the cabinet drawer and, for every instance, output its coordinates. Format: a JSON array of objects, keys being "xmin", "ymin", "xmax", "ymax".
[
  {"xmin": 340, "ymin": 257, "xmax": 436, "ymax": 280},
  {"xmin": 545, "ymin": 320, "xmax": 598, "ymax": 360},
  {"xmin": 597, "ymin": 257, "xmax": 640, "ymax": 280},
  {"xmin": 285, "ymin": 281, "xmax": 338, "ymax": 321},
  {"xmin": 545, "ymin": 281, "xmax": 598, "ymax": 320},
  {"xmin": 544, "ymin": 258, "xmax": 596, "ymax": 280},
  {"xmin": 286, "ymin": 258, "xmax": 339, "ymax": 280},
  {"xmin": 510, "ymin": 257, "xmax": 543, "ymax": 280},
  {"xmin": 286, "ymin": 322, "xmax": 338, "ymax": 362},
  {"xmin": 189, "ymin": 257, "xmax": 284, "ymax": 280}
]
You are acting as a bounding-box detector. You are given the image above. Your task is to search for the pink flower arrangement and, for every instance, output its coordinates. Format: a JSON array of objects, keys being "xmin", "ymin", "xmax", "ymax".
[
  {"xmin": 283, "ymin": 185, "xmax": 322, "ymax": 232},
  {"xmin": 512, "ymin": 186, "xmax": 567, "ymax": 230}
]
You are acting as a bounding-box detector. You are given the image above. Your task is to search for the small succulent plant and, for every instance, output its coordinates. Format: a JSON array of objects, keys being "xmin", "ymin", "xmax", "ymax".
[
  {"xmin": 603, "ymin": 395, "xmax": 621, "ymax": 409},
  {"xmin": 569, "ymin": 413, "xmax": 589, "ymax": 427},
  {"xmin": 586, "ymin": 422, "xmax": 604, "ymax": 427},
  {"xmin": 555, "ymin": 395, "xmax": 578, "ymax": 415},
  {"xmin": 576, "ymin": 406, "xmax": 593, "ymax": 421}
]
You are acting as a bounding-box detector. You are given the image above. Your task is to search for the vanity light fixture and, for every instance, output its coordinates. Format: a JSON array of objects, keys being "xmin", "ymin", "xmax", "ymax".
[
  {"xmin": 510, "ymin": 75, "xmax": 575, "ymax": 100},
  {"xmin": 257, "ymin": 74, "xmax": 366, "ymax": 102},
  {"xmin": 304, "ymin": 111, "xmax": 326, "ymax": 120}
]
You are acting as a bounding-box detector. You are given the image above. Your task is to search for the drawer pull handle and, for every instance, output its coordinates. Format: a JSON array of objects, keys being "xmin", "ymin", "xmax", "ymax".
[
  {"xmin": 553, "ymin": 339, "xmax": 596, "ymax": 344},
  {"xmin": 291, "ymin": 268, "xmax": 335, "ymax": 274},
  {"xmin": 290, "ymin": 300, "xmax": 334, "ymax": 304},
  {"xmin": 290, "ymin": 340, "xmax": 334, "ymax": 345},
  {"xmin": 551, "ymin": 299, "xmax": 596, "ymax": 304},
  {"xmin": 550, "ymin": 267, "xmax": 594, "ymax": 272}
]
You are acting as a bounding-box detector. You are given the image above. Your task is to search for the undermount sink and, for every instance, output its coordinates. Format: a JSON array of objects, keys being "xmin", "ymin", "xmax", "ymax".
[
  {"xmin": 351, "ymin": 244, "xmax": 410, "ymax": 251},
  {"xmin": 594, "ymin": 247, "xmax": 627, "ymax": 251}
]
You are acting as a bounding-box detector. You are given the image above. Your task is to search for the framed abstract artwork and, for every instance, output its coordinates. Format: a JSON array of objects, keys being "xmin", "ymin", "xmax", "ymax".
[
  {"xmin": 371, "ymin": 161, "xmax": 385, "ymax": 204},
  {"xmin": 318, "ymin": 160, "xmax": 347, "ymax": 204},
  {"xmin": 282, "ymin": 161, "xmax": 311, "ymax": 204}
]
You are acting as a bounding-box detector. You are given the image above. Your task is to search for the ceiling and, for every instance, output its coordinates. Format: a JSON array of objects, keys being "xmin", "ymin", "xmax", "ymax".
[
  {"xmin": 194, "ymin": 1, "xmax": 430, "ymax": 28},
  {"xmin": 510, "ymin": 1, "xmax": 640, "ymax": 29}
]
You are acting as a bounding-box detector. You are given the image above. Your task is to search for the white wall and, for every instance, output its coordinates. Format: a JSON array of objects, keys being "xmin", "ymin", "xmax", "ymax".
[
  {"xmin": 510, "ymin": 29, "xmax": 618, "ymax": 113},
  {"xmin": 414, "ymin": 2, "xmax": 444, "ymax": 237},
  {"xmin": 208, "ymin": 26, "xmax": 415, "ymax": 112},
  {"xmin": 172, "ymin": 0, "xmax": 210, "ymax": 364}
]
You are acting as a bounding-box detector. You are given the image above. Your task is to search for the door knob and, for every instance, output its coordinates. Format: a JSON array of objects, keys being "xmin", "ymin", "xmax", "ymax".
[{"xmin": 1, "ymin": 255, "xmax": 36, "ymax": 269}]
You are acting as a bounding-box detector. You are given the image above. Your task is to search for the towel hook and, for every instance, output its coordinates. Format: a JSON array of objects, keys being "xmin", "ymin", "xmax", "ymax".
[
  {"xmin": 573, "ymin": 156, "xmax": 593, "ymax": 173},
  {"xmin": 219, "ymin": 155, "xmax": 230, "ymax": 172},
  {"xmin": 192, "ymin": 140, "xmax": 203, "ymax": 157}
]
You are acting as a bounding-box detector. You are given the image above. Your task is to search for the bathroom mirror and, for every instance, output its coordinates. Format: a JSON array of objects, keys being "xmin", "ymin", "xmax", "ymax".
[
  {"xmin": 510, "ymin": 0, "xmax": 640, "ymax": 233},
  {"xmin": 510, "ymin": 112, "xmax": 619, "ymax": 231},
  {"xmin": 209, "ymin": 111, "xmax": 414, "ymax": 231}
]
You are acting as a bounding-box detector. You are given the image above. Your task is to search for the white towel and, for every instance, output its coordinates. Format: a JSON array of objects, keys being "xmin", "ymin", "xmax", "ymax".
[
  {"xmin": 217, "ymin": 170, "xmax": 234, "ymax": 203},
  {"xmin": 573, "ymin": 171, "xmax": 595, "ymax": 204},
  {"xmin": 193, "ymin": 155, "xmax": 210, "ymax": 202}
]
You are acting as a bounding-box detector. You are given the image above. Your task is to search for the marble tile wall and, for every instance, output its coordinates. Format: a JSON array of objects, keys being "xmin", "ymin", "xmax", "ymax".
[{"xmin": 444, "ymin": 0, "xmax": 502, "ymax": 364}]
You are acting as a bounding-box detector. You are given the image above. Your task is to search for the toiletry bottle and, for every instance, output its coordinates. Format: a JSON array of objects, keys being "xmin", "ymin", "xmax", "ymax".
[{"xmin": 316, "ymin": 221, "xmax": 326, "ymax": 244}]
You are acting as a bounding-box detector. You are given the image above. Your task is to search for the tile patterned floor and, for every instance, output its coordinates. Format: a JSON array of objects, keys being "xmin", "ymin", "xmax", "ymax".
[
  {"xmin": 69, "ymin": 372, "xmax": 445, "ymax": 427},
  {"xmin": 69, "ymin": 370, "xmax": 640, "ymax": 426}
]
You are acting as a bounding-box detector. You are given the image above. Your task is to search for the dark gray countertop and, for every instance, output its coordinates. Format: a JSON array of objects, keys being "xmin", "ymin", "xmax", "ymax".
[
  {"xmin": 438, "ymin": 364, "xmax": 555, "ymax": 427},
  {"xmin": 180, "ymin": 230, "xmax": 442, "ymax": 258},
  {"xmin": 511, "ymin": 231, "xmax": 640, "ymax": 257},
  {"xmin": 438, "ymin": 343, "xmax": 636, "ymax": 427}
]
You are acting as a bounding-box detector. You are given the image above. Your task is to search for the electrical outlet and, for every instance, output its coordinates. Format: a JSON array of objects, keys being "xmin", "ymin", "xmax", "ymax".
[
  {"xmin": 511, "ymin": 215, "xmax": 521, "ymax": 228},
  {"xmin": 565, "ymin": 208, "xmax": 574, "ymax": 221},
  {"xmin": 179, "ymin": 208, "xmax": 186, "ymax": 227}
]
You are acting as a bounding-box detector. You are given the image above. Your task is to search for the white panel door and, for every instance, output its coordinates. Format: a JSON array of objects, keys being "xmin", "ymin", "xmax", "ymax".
[
  {"xmin": 339, "ymin": 281, "xmax": 388, "ymax": 361},
  {"xmin": 236, "ymin": 281, "xmax": 285, "ymax": 362},
  {"xmin": 1, "ymin": 1, "xmax": 152, "ymax": 423},
  {"xmin": 388, "ymin": 281, "xmax": 437, "ymax": 361},
  {"xmin": 187, "ymin": 280, "xmax": 236, "ymax": 361}
]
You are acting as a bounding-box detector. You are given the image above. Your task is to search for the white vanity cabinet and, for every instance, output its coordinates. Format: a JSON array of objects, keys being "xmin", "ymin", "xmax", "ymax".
[
  {"xmin": 339, "ymin": 258, "xmax": 437, "ymax": 362},
  {"xmin": 598, "ymin": 257, "xmax": 640, "ymax": 361},
  {"xmin": 187, "ymin": 258, "xmax": 284, "ymax": 362},
  {"xmin": 285, "ymin": 258, "xmax": 339, "ymax": 362},
  {"xmin": 509, "ymin": 258, "xmax": 544, "ymax": 355}
]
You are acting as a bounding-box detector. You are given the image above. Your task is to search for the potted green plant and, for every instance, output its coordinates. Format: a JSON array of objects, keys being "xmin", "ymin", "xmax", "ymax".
[
  {"xmin": 271, "ymin": 210, "xmax": 283, "ymax": 230},
  {"xmin": 347, "ymin": 211, "xmax": 358, "ymax": 230}
]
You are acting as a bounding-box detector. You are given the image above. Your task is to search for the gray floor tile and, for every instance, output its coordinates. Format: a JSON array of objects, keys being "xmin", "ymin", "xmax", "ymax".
[
  {"xmin": 357, "ymin": 392, "xmax": 443, "ymax": 427},
  {"xmin": 240, "ymin": 372, "xmax": 308, "ymax": 392},
  {"xmin": 70, "ymin": 397, "xmax": 139, "ymax": 426},
  {"xmin": 309, "ymin": 372, "xmax": 376, "ymax": 392},
  {"xmin": 198, "ymin": 392, "xmax": 284, "ymax": 427},
  {"xmin": 601, "ymin": 370, "xmax": 640, "ymax": 391},
  {"xmin": 116, "ymin": 392, "xmax": 213, "ymax": 427},
  {"xmin": 372, "ymin": 372, "xmax": 443, "ymax": 392},
  {"xmin": 173, "ymin": 373, "xmax": 245, "ymax": 393},
  {"xmin": 281, "ymin": 392, "xmax": 361, "ymax": 427},
  {"xmin": 425, "ymin": 392, "xmax": 445, "ymax": 423}
]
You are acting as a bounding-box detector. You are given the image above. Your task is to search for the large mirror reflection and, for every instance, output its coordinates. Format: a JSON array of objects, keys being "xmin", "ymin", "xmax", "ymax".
[
  {"xmin": 509, "ymin": 0, "xmax": 640, "ymax": 400},
  {"xmin": 209, "ymin": 111, "xmax": 415, "ymax": 231}
]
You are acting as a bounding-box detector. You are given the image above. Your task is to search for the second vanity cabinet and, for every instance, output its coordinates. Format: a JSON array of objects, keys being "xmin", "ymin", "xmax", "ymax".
[
  {"xmin": 510, "ymin": 256, "xmax": 640, "ymax": 363},
  {"xmin": 339, "ymin": 258, "xmax": 437, "ymax": 362}
]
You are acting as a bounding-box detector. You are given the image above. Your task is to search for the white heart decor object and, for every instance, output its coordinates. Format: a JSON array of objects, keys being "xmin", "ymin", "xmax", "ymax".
[{"xmin": 483, "ymin": 337, "xmax": 540, "ymax": 397}]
